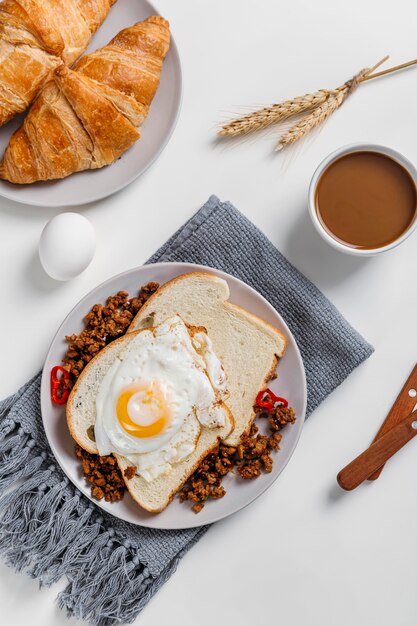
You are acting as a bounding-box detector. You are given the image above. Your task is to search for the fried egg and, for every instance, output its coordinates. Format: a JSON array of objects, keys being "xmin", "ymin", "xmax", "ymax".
[{"xmin": 95, "ymin": 316, "xmax": 227, "ymax": 481}]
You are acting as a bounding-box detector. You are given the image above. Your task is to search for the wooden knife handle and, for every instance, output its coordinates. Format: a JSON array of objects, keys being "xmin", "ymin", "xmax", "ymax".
[
  {"xmin": 337, "ymin": 411, "xmax": 417, "ymax": 491},
  {"xmin": 368, "ymin": 363, "xmax": 417, "ymax": 481}
]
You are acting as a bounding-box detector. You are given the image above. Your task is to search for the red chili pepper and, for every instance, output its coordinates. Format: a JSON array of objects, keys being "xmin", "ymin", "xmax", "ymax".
[
  {"xmin": 255, "ymin": 388, "xmax": 288, "ymax": 412},
  {"xmin": 51, "ymin": 366, "xmax": 70, "ymax": 405},
  {"xmin": 255, "ymin": 389, "xmax": 274, "ymax": 411}
]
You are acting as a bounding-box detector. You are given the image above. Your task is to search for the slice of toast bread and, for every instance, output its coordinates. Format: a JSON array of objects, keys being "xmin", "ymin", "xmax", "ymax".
[
  {"xmin": 129, "ymin": 272, "xmax": 286, "ymax": 446},
  {"xmin": 67, "ymin": 320, "xmax": 234, "ymax": 513}
]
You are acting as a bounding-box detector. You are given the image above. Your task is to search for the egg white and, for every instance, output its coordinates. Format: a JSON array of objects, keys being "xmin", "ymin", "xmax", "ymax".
[
  {"xmin": 125, "ymin": 412, "xmax": 201, "ymax": 482},
  {"xmin": 95, "ymin": 316, "xmax": 227, "ymax": 480}
]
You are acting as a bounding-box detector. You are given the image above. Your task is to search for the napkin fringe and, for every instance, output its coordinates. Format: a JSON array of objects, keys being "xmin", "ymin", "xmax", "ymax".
[{"xmin": 0, "ymin": 385, "xmax": 160, "ymax": 626}]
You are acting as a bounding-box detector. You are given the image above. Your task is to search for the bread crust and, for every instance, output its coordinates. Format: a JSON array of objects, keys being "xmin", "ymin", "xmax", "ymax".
[
  {"xmin": 66, "ymin": 329, "xmax": 144, "ymax": 453},
  {"xmin": 128, "ymin": 271, "xmax": 287, "ymax": 352},
  {"xmin": 231, "ymin": 353, "xmax": 279, "ymax": 444}
]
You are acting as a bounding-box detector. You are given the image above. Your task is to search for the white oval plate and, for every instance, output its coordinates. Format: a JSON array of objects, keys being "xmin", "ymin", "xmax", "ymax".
[
  {"xmin": 0, "ymin": 0, "xmax": 181, "ymax": 207},
  {"xmin": 41, "ymin": 263, "xmax": 307, "ymax": 529}
]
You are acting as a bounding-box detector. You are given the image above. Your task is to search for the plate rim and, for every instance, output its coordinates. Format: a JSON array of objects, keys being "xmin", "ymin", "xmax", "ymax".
[
  {"xmin": 0, "ymin": 1, "xmax": 183, "ymax": 208},
  {"xmin": 41, "ymin": 262, "xmax": 307, "ymax": 529}
]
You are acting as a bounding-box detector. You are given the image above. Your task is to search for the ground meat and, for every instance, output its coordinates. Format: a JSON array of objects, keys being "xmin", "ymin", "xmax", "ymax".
[
  {"xmin": 63, "ymin": 282, "xmax": 159, "ymax": 385},
  {"xmin": 75, "ymin": 445, "xmax": 125, "ymax": 502},
  {"xmin": 68, "ymin": 283, "xmax": 159, "ymax": 502},
  {"xmin": 124, "ymin": 466, "xmax": 137, "ymax": 480},
  {"xmin": 270, "ymin": 405, "xmax": 296, "ymax": 429},
  {"xmin": 179, "ymin": 404, "xmax": 296, "ymax": 512}
]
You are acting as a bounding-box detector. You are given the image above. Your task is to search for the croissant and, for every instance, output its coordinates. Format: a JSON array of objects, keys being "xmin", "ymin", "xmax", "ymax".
[
  {"xmin": 0, "ymin": 16, "xmax": 170, "ymax": 183},
  {"xmin": 0, "ymin": 0, "xmax": 116, "ymax": 126}
]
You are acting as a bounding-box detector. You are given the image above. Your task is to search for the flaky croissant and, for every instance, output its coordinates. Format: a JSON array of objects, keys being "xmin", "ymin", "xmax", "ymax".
[
  {"xmin": 0, "ymin": 16, "xmax": 170, "ymax": 183},
  {"xmin": 0, "ymin": 0, "xmax": 116, "ymax": 126}
]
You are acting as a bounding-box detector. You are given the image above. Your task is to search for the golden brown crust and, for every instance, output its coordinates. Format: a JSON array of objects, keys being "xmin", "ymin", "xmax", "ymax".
[
  {"xmin": 0, "ymin": 0, "xmax": 64, "ymax": 55},
  {"xmin": 0, "ymin": 16, "xmax": 170, "ymax": 182},
  {"xmin": 56, "ymin": 67, "xmax": 140, "ymax": 168},
  {"xmin": 74, "ymin": 16, "xmax": 170, "ymax": 107},
  {"xmin": 0, "ymin": 0, "xmax": 115, "ymax": 127}
]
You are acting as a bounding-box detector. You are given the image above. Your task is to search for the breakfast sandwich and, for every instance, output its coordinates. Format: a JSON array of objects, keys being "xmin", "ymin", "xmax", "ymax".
[{"xmin": 67, "ymin": 315, "xmax": 234, "ymax": 512}]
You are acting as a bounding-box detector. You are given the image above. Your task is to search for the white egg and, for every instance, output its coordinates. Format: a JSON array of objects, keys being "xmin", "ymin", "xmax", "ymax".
[
  {"xmin": 95, "ymin": 316, "xmax": 227, "ymax": 482},
  {"xmin": 39, "ymin": 212, "xmax": 96, "ymax": 281}
]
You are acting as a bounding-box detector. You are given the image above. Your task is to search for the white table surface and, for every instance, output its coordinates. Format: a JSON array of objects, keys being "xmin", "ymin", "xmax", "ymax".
[{"xmin": 1, "ymin": 0, "xmax": 417, "ymax": 624}]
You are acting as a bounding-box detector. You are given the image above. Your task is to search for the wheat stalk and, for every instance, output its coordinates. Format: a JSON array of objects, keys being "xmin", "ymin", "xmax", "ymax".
[
  {"xmin": 217, "ymin": 54, "xmax": 417, "ymax": 152},
  {"xmin": 275, "ymin": 86, "xmax": 349, "ymax": 151},
  {"xmin": 275, "ymin": 67, "xmax": 371, "ymax": 151},
  {"xmin": 218, "ymin": 89, "xmax": 331, "ymax": 137}
]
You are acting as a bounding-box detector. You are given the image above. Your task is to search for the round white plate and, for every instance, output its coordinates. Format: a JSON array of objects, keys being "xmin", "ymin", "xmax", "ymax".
[
  {"xmin": 0, "ymin": 0, "xmax": 182, "ymax": 207},
  {"xmin": 41, "ymin": 263, "xmax": 307, "ymax": 529}
]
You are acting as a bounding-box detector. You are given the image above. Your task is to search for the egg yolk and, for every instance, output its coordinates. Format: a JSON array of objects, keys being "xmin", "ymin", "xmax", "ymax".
[{"xmin": 116, "ymin": 381, "xmax": 170, "ymax": 438}]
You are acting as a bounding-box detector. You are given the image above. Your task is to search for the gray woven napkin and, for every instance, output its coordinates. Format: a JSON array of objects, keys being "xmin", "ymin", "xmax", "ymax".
[{"xmin": 0, "ymin": 195, "xmax": 373, "ymax": 626}]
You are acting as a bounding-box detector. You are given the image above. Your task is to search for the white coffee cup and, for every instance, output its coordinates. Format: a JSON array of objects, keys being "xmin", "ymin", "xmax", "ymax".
[{"xmin": 308, "ymin": 143, "xmax": 417, "ymax": 256}]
